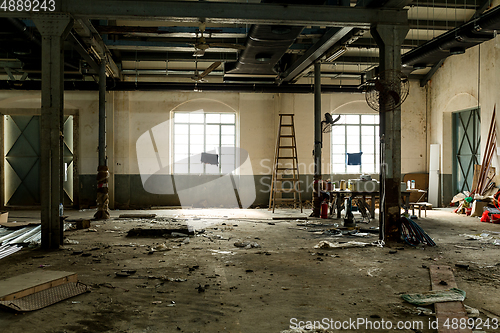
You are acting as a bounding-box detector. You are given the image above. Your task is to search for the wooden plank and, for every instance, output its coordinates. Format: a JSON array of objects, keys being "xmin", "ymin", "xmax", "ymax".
[
  {"xmin": 429, "ymin": 265, "xmax": 471, "ymax": 333},
  {"xmin": 0, "ymin": 270, "xmax": 77, "ymax": 301},
  {"xmin": 0, "ymin": 221, "xmax": 41, "ymax": 229}
]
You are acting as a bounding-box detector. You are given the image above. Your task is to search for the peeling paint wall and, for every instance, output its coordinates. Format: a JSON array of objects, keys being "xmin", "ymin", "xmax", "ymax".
[{"xmin": 427, "ymin": 36, "xmax": 500, "ymax": 205}]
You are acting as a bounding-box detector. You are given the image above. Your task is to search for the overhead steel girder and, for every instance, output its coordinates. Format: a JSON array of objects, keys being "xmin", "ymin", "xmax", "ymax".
[
  {"xmin": 0, "ymin": 1, "xmax": 408, "ymax": 28},
  {"xmin": 72, "ymin": 19, "xmax": 121, "ymax": 79},
  {"xmin": 280, "ymin": 27, "xmax": 360, "ymax": 84}
]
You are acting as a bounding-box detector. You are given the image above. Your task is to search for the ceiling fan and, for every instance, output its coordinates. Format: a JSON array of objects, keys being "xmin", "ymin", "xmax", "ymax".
[
  {"xmin": 192, "ymin": 23, "xmax": 246, "ymax": 57},
  {"xmin": 191, "ymin": 59, "xmax": 222, "ymax": 82}
]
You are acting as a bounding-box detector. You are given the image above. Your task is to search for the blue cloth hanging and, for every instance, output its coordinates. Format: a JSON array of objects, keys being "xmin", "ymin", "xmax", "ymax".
[{"xmin": 346, "ymin": 152, "xmax": 363, "ymax": 165}]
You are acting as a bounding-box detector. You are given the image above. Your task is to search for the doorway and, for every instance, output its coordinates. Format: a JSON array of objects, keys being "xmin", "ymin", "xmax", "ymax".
[
  {"xmin": 452, "ymin": 108, "xmax": 480, "ymax": 194},
  {"xmin": 4, "ymin": 115, "xmax": 74, "ymax": 206}
]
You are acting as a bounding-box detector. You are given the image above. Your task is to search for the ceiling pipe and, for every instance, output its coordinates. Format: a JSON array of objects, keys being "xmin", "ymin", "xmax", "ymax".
[
  {"xmin": 0, "ymin": 80, "xmax": 362, "ymax": 93},
  {"xmin": 402, "ymin": 5, "xmax": 500, "ymax": 68}
]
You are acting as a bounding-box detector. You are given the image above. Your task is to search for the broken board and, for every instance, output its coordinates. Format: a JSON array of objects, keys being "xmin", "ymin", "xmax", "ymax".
[
  {"xmin": 429, "ymin": 265, "xmax": 472, "ymax": 333},
  {"xmin": 118, "ymin": 214, "xmax": 156, "ymax": 219},
  {"xmin": 0, "ymin": 282, "xmax": 88, "ymax": 312},
  {"xmin": 0, "ymin": 270, "xmax": 78, "ymax": 301},
  {"xmin": 0, "ymin": 221, "xmax": 41, "ymax": 229}
]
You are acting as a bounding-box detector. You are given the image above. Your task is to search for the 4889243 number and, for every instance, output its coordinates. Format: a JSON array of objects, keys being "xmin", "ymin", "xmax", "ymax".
[
  {"xmin": 443, "ymin": 317, "xmax": 499, "ymax": 330},
  {"xmin": 0, "ymin": 0, "xmax": 55, "ymax": 11}
]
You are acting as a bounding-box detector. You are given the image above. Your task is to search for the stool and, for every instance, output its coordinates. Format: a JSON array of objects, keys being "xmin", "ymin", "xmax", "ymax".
[{"xmin": 410, "ymin": 202, "xmax": 432, "ymax": 218}]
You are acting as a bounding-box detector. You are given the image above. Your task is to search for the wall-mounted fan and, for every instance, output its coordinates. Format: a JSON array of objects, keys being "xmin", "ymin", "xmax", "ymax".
[
  {"xmin": 365, "ymin": 69, "xmax": 409, "ymax": 112},
  {"xmin": 322, "ymin": 113, "xmax": 341, "ymax": 133},
  {"xmin": 191, "ymin": 59, "xmax": 222, "ymax": 82},
  {"xmin": 192, "ymin": 23, "xmax": 246, "ymax": 57}
]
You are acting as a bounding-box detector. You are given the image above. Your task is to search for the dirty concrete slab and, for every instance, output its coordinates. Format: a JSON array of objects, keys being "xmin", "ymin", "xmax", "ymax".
[{"xmin": 0, "ymin": 208, "xmax": 499, "ymax": 333}]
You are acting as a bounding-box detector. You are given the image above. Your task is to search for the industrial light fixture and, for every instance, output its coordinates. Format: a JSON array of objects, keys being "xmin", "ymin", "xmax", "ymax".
[
  {"xmin": 450, "ymin": 47, "xmax": 465, "ymax": 55},
  {"xmin": 413, "ymin": 63, "xmax": 427, "ymax": 70},
  {"xmin": 324, "ymin": 46, "xmax": 347, "ymax": 62}
]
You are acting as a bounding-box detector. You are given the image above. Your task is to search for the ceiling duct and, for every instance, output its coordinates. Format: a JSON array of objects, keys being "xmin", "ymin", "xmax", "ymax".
[
  {"xmin": 402, "ymin": 5, "xmax": 500, "ymax": 68},
  {"xmin": 224, "ymin": 0, "xmax": 326, "ymax": 80}
]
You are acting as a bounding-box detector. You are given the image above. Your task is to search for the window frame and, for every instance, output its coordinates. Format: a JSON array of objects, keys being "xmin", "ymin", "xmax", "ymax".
[
  {"xmin": 331, "ymin": 114, "xmax": 380, "ymax": 174},
  {"xmin": 172, "ymin": 111, "xmax": 237, "ymax": 175}
]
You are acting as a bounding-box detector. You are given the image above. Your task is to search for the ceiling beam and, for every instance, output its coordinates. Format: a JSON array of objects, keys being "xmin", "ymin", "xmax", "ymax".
[
  {"xmin": 105, "ymin": 39, "xmax": 245, "ymax": 53},
  {"xmin": 280, "ymin": 27, "xmax": 356, "ymax": 83},
  {"xmin": 72, "ymin": 19, "xmax": 121, "ymax": 79},
  {"xmin": 0, "ymin": 1, "xmax": 408, "ymax": 28},
  {"xmin": 119, "ymin": 52, "xmax": 239, "ymax": 62},
  {"xmin": 473, "ymin": 0, "xmax": 493, "ymax": 18}
]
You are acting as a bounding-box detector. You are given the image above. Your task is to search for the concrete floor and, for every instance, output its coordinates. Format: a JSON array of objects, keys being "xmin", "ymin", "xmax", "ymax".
[{"xmin": 0, "ymin": 207, "xmax": 500, "ymax": 333}]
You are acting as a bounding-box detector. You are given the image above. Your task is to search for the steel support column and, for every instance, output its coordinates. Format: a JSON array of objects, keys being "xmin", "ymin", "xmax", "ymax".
[
  {"xmin": 33, "ymin": 14, "xmax": 73, "ymax": 249},
  {"xmin": 94, "ymin": 60, "xmax": 110, "ymax": 220},
  {"xmin": 311, "ymin": 62, "xmax": 322, "ymax": 217},
  {"xmin": 371, "ymin": 24, "xmax": 408, "ymax": 243},
  {"xmin": 98, "ymin": 61, "xmax": 106, "ymax": 167}
]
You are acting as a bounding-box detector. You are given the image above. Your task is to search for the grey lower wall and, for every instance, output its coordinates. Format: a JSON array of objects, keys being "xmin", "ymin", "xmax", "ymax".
[{"xmin": 80, "ymin": 173, "xmax": 375, "ymax": 209}]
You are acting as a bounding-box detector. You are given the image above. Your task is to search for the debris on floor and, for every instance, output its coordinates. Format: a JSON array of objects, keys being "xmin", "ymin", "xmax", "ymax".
[
  {"xmin": 313, "ymin": 240, "xmax": 371, "ymax": 249},
  {"xmin": 234, "ymin": 241, "xmax": 261, "ymax": 248},
  {"xmin": 464, "ymin": 304, "xmax": 480, "ymax": 317},
  {"xmin": 401, "ymin": 288, "xmax": 466, "ymax": 306},
  {"xmin": 460, "ymin": 232, "xmax": 500, "ymax": 245},
  {"xmin": 126, "ymin": 227, "xmax": 194, "ymax": 237},
  {"xmin": 119, "ymin": 214, "xmax": 157, "ymax": 219}
]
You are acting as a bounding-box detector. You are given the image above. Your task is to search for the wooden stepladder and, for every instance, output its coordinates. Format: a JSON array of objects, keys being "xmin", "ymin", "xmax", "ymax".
[{"xmin": 269, "ymin": 114, "xmax": 302, "ymax": 212}]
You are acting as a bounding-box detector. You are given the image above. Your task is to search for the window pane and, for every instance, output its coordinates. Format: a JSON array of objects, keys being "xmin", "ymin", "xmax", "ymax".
[
  {"xmin": 331, "ymin": 145, "xmax": 345, "ymax": 154},
  {"xmin": 362, "ymin": 144, "xmax": 374, "ymax": 154},
  {"xmin": 175, "ymin": 124, "xmax": 189, "ymax": 135},
  {"xmin": 206, "ymin": 135, "xmax": 219, "ymax": 145},
  {"xmin": 221, "ymin": 154, "xmax": 235, "ymax": 164},
  {"xmin": 221, "ymin": 125, "xmax": 235, "ymax": 135},
  {"xmin": 332, "ymin": 163, "xmax": 345, "ymax": 173},
  {"xmin": 346, "ymin": 135, "xmax": 360, "ymax": 146},
  {"xmin": 344, "ymin": 115, "xmax": 359, "ymax": 124},
  {"xmin": 190, "ymin": 162, "xmax": 203, "ymax": 174},
  {"xmin": 190, "ymin": 145, "xmax": 204, "ymax": 155},
  {"xmin": 189, "ymin": 113, "xmax": 204, "ymax": 123},
  {"xmin": 332, "ymin": 154, "xmax": 346, "ymax": 165},
  {"xmin": 190, "ymin": 124, "xmax": 204, "ymax": 135},
  {"xmin": 175, "ymin": 135, "xmax": 189, "ymax": 145},
  {"xmin": 206, "ymin": 114, "xmax": 220, "ymax": 123},
  {"xmin": 221, "ymin": 162, "xmax": 236, "ymax": 174},
  {"xmin": 221, "ymin": 135, "xmax": 234, "ymax": 145},
  {"xmin": 362, "ymin": 164, "xmax": 375, "ymax": 174},
  {"xmin": 361, "ymin": 126, "xmax": 374, "ymax": 136},
  {"xmin": 347, "ymin": 144, "xmax": 360, "ymax": 153},
  {"xmin": 205, "ymin": 164, "xmax": 220, "ymax": 174},
  {"xmin": 347, "ymin": 165, "xmax": 360, "ymax": 173},
  {"xmin": 361, "ymin": 135, "xmax": 374, "ymax": 145},
  {"xmin": 221, "ymin": 114, "xmax": 235, "ymax": 124},
  {"xmin": 361, "ymin": 115, "xmax": 376, "ymax": 124},
  {"xmin": 333, "ymin": 126, "xmax": 345, "ymax": 137},
  {"xmin": 174, "ymin": 154, "xmax": 189, "ymax": 163},
  {"xmin": 174, "ymin": 163, "xmax": 188, "ymax": 173},
  {"xmin": 190, "ymin": 135, "xmax": 204, "ymax": 146},
  {"xmin": 174, "ymin": 113, "xmax": 189, "ymax": 123},
  {"xmin": 206, "ymin": 125, "xmax": 219, "ymax": 135},
  {"xmin": 345, "ymin": 126, "xmax": 359, "ymax": 136},
  {"xmin": 175, "ymin": 144, "xmax": 188, "ymax": 154}
]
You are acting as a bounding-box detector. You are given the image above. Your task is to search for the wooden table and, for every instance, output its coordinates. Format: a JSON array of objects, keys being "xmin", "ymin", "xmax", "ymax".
[{"xmin": 329, "ymin": 190, "xmax": 411, "ymax": 219}]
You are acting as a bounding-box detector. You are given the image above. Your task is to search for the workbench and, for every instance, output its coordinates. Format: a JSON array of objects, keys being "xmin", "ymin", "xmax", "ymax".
[{"xmin": 328, "ymin": 190, "xmax": 411, "ymax": 219}]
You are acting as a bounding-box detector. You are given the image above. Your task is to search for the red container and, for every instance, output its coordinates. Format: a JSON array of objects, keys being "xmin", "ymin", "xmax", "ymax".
[{"xmin": 320, "ymin": 200, "xmax": 329, "ymax": 219}]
